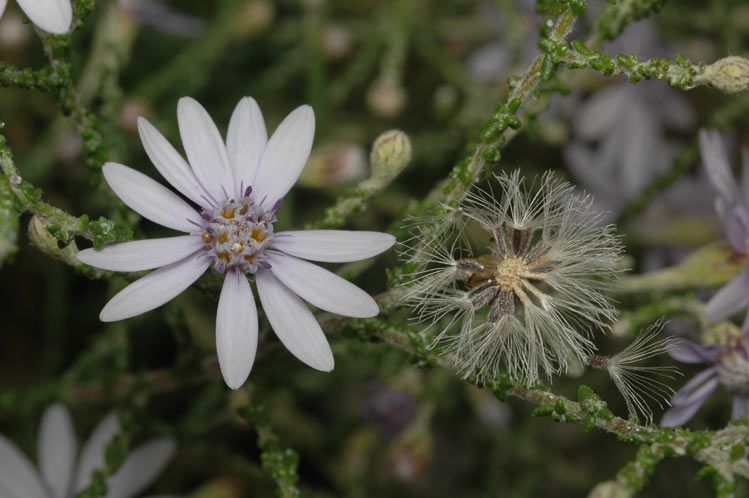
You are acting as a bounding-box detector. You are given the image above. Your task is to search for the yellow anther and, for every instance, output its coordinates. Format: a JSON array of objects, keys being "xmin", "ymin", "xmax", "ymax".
[{"xmin": 251, "ymin": 227, "xmax": 266, "ymax": 242}]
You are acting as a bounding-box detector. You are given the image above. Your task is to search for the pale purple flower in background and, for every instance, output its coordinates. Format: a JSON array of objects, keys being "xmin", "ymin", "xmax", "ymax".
[
  {"xmin": 699, "ymin": 130, "xmax": 749, "ymax": 326},
  {"xmin": 362, "ymin": 382, "xmax": 417, "ymax": 438},
  {"xmin": 661, "ymin": 333, "xmax": 749, "ymax": 427},
  {"xmin": 564, "ymin": 81, "xmax": 694, "ymax": 216},
  {"xmin": 77, "ymin": 97, "xmax": 395, "ymax": 389},
  {"xmin": 0, "ymin": 0, "xmax": 71, "ymax": 34},
  {"xmin": 563, "ymin": 21, "xmax": 695, "ymax": 217},
  {"xmin": 0, "ymin": 404, "xmax": 177, "ymax": 498},
  {"xmin": 118, "ymin": 0, "xmax": 204, "ymax": 38}
]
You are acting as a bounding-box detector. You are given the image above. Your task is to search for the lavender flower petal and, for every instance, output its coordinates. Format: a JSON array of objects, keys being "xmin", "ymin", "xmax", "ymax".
[
  {"xmin": 666, "ymin": 339, "xmax": 718, "ymax": 364},
  {"xmin": 700, "ymin": 129, "xmax": 740, "ymax": 205},
  {"xmin": 732, "ymin": 394, "xmax": 749, "ymax": 419},
  {"xmin": 719, "ymin": 203, "xmax": 749, "ymax": 252},
  {"xmin": 661, "ymin": 394, "xmax": 713, "ymax": 428},
  {"xmin": 704, "ymin": 269, "xmax": 749, "ymax": 323},
  {"xmin": 671, "ymin": 367, "xmax": 719, "ymax": 406}
]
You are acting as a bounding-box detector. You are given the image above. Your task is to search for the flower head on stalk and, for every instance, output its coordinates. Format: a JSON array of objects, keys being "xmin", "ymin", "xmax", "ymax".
[
  {"xmin": 661, "ymin": 325, "xmax": 749, "ymax": 427},
  {"xmin": 404, "ymin": 171, "xmax": 622, "ymax": 385},
  {"xmin": 0, "ymin": 404, "xmax": 176, "ymax": 498},
  {"xmin": 0, "ymin": 0, "xmax": 72, "ymax": 34},
  {"xmin": 77, "ymin": 97, "xmax": 395, "ymax": 389},
  {"xmin": 699, "ymin": 130, "xmax": 749, "ymax": 327}
]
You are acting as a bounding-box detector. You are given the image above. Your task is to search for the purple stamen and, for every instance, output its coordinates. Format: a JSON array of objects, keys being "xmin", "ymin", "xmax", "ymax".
[{"xmin": 201, "ymin": 193, "xmax": 218, "ymax": 208}]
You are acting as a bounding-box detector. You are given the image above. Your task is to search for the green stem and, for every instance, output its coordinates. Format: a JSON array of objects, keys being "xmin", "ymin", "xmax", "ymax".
[
  {"xmin": 241, "ymin": 388, "xmax": 301, "ymax": 498},
  {"xmin": 0, "ymin": 135, "xmax": 130, "ymax": 258}
]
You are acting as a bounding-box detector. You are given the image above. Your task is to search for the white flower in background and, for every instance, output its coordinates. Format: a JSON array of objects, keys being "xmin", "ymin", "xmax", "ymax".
[
  {"xmin": 0, "ymin": 0, "xmax": 72, "ymax": 34},
  {"xmin": 0, "ymin": 404, "xmax": 176, "ymax": 498},
  {"xmin": 77, "ymin": 97, "xmax": 395, "ymax": 389}
]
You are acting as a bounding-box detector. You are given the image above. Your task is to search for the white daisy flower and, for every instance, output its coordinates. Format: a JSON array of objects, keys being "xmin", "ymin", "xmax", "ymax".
[
  {"xmin": 77, "ymin": 97, "xmax": 395, "ymax": 389},
  {"xmin": 0, "ymin": 404, "xmax": 176, "ymax": 498},
  {"xmin": 0, "ymin": 0, "xmax": 72, "ymax": 34}
]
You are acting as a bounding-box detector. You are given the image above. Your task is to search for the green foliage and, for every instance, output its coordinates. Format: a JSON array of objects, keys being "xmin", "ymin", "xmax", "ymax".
[{"xmin": 2, "ymin": 0, "xmax": 749, "ymax": 497}]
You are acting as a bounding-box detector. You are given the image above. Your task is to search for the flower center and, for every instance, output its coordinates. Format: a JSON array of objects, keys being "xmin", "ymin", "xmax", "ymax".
[
  {"xmin": 464, "ymin": 225, "xmax": 556, "ymax": 322},
  {"xmin": 200, "ymin": 187, "xmax": 277, "ymax": 274},
  {"xmin": 718, "ymin": 351, "xmax": 749, "ymax": 394},
  {"xmin": 494, "ymin": 256, "xmax": 528, "ymax": 291}
]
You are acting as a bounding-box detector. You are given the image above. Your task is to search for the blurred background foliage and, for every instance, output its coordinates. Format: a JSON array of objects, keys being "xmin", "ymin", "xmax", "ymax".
[{"xmin": 1, "ymin": 0, "xmax": 749, "ymax": 496}]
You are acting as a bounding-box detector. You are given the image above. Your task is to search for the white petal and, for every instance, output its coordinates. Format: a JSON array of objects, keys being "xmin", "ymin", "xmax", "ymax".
[
  {"xmin": 137, "ymin": 117, "xmax": 212, "ymax": 209},
  {"xmin": 77, "ymin": 235, "xmax": 205, "ymax": 272},
  {"xmin": 216, "ymin": 270, "xmax": 258, "ymax": 389},
  {"xmin": 273, "ymin": 230, "xmax": 395, "ymax": 263},
  {"xmin": 177, "ymin": 97, "xmax": 235, "ymax": 202},
  {"xmin": 256, "ymin": 270, "xmax": 334, "ymax": 371},
  {"xmin": 76, "ymin": 413, "xmax": 119, "ymax": 492},
  {"xmin": 105, "ymin": 439, "xmax": 176, "ymax": 498},
  {"xmin": 17, "ymin": 0, "xmax": 72, "ymax": 34},
  {"xmin": 0, "ymin": 435, "xmax": 47, "ymax": 498},
  {"xmin": 39, "ymin": 404, "xmax": 76, "ymax": 498},
  {"xmin": 267, "ymin": 251, "xmax": 379, "ymax": 318},
  {"xmin": 103, "ymin": 162, "xmax": 202, "ymax": 233},
  {"xmin": 100, "ymin": 252, "xmax": 210, "ymax": 321},
  {"xmin": 226, "ymin": 97, "xmax": 267, "ymax": 199},
  {"xmin": 253, "ymin": 105, "xmax": 314, "ymax": 209}
]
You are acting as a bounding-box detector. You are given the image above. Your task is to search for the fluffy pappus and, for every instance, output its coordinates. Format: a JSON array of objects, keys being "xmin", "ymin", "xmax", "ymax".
[
  {"xmin": 402, "ymin": 170, "xmax": 623, "ymax": 385},
  {"xmin": 587, "ymin": 320, "xmax": 680, "ymax": 423}
]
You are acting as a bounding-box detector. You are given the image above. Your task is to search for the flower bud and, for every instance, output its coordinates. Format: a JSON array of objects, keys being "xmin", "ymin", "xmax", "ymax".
[
  {"xmin": 433, "ymin": 84, "xmax": 458, "ymax": 116},
  {"xmin": 366, "ymin": 80, "xmax": 407, "ymax": 118},
  {"xmin": 321, "ymin": 24, "xmax": 354, "ymax": 61},
  {"xmin": 701, "ymin": 56, "xmax": 749, "ymax": 94},
  {"xmin": 231, "ymin": 0, "xmax": 275, "ymax": 38},
  {"xmin": 297, "ymin": 143, "xmax": 367, "ymax": 188},
  {"xmin": 588, "ymin": 481, "xmax": 632, "ymax": 498},
  {"xmin": 370, "ymin": 130, "xmax": 412, "ymax": 183},
  {"xmin": 121, "ymin": 99, "xmax": 153, "ymax": 134},
  {"xmin": 27, "ymin": 215, "xmax": 79, "ymax": 265},
  {"xmin": 56, "ymin": 131, "xmax": 83, "ymax": 161}
]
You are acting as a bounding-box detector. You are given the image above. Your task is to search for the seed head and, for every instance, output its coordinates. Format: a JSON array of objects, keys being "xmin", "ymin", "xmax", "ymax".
[{"xmin": 403, "ymin": 171, "xmax": 622, "ymax": 385}]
